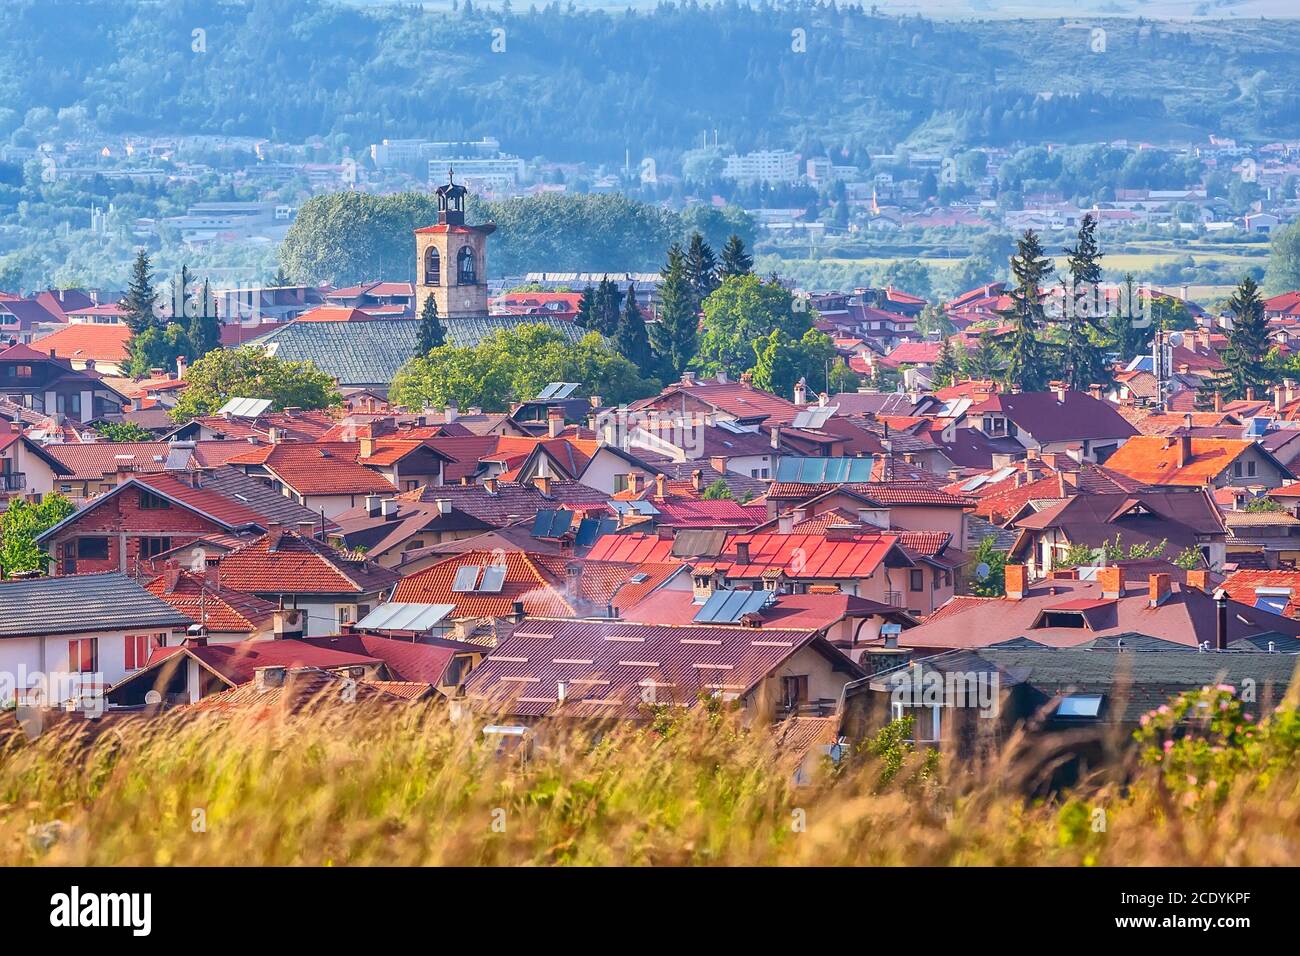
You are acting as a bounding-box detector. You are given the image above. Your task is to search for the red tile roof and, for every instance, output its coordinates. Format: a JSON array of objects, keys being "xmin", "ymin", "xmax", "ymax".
[
  {"xmin": 391, "ymin": 550, "xmax": 576, "ymax": 618},
  {"xmin": 218, "ymin": 530, "xmax": 400, "ymax": 595},
  {"xmin": 229, "ymin": 442, "xmax": 397, "ymax": 495},
  {"xmin": 144, "ymin": 570, "xmax": 278, "ymax": 633},
  {"xmin": 1220, "ymin": 569, "xmax": 1300, "ymax": 619},
  {"xmin": 30, "ymin": 323, "xmax": 132, "ymax": 364}
]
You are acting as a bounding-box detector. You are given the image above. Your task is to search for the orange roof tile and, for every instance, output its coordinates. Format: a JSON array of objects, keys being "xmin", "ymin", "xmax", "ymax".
[{"xmin": 1102, "ymin": 436, "xmax": 1254, "ymax": 485}]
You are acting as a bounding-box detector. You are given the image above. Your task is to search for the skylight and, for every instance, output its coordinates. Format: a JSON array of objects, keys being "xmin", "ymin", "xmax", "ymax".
[{"xmin": 1056, "ymin": 694, "xmax": 1103, "ymax": 718}]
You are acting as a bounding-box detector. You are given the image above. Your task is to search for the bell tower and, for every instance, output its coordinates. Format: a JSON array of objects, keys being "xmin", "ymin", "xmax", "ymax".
[{"xmin": 414, "ymin": 168, "xmax": 496, "ymax": 319}]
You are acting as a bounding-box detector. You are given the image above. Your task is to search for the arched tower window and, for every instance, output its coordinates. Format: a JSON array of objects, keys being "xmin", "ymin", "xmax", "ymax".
[
  {"xmin": 457, "ymin": 246, "xmax": 477, "ymax": 285},
  {"xmin": 424, "ymin": 247, "xmax": 440, "ymax": 286}
]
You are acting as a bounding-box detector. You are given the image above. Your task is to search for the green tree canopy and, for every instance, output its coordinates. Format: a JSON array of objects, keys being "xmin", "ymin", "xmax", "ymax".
[
  {"xmin": 390, "ymin": 324, "xmax": 657, "ymax": 411},
  {"xmin": 169, "ymin": 346, "xmax": 342, "ymax": 423},
  {"xmin": 698, "ymin": 273, "xmax": 810, "ymax": 378},
  {"xmin": 0, "ymin": 494, "xmax": 74, "ymax": 576}
]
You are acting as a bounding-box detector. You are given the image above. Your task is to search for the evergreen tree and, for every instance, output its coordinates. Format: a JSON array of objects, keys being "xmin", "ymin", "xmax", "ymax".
[
  {"xmin": 1107, "ymin": 272, "xmax": 1152, "ymax": 361},
  {"xmin": 416, "ymin": 293, "xmax": 445, "ymax": 355},
  {"xmin": 685, "ymin": 232, "xmax": 719, "ymax": 309},
  {"xmin": 272, "ymin": 265, "xmax": 292, "ymax": 287},
  {"xmin": 588, "ymin": 276, "xmax": 622, "ymax": 336},
  {"xmin": 122, "ymin": 249, "xmax": 159, "ymax": 335},
  {"xmin": 720, "ymin": 234, "xmax": 753, "ymax": 278},
  {"xmin": 999, "ymin": 230, "xmax": 1054, "ymax": 392},
  {"xmin": 575, "ymin": 283, "xmax": 596, "ymax": 329},
  {"xmin": 614, "ymin": 282, "xmax": 653, "ymax": 376},
  {"xmin": 963, "ymin": 330, "xmax": 1002, "ymax": 380},
  {"xmin": 931, "ymin": 336, "xmax": 960, "ymax": 387},
  {"xmin": 186, "ymin": 278, "xmax": 221, "ymax": 359},
  {"xmin": 1221, "ymin": 275, "xmax": 1274, "ymax": 400},
  {"xmin": 650, "ymin": 244, "xmax": 697, "ymax": 380},
  {"xmin": 1058, "ymin": 214, "xmax": 1111, "ymax": 391}
]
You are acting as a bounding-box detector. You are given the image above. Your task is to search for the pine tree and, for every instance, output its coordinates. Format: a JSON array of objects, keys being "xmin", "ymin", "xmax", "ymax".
[
  {"xmin": 963, "ymin": 330, "xmax": 1002, "ymax": 381},
  {"xmin": 931, "ymin": 336, "xmax": 960, "ymax": 388},
  {"xmin": 187, "ymin": 278, "xmax": 221, "ymax": 359},
  {"xmin": 1058, "ymin": 214, "xmax": 1111, "ymax": 391},
  {"xmin": 272, "ymin": 265, "xmax": 291, "ymax": 287},
  {"xmin": 417, "ymin": 293, "xmax": 445, "ymax": 355},
  {"xmin": 650, "ymin": 244, "xmax": 697, "ymax": 380},
  {"xmin": 685, "ymin": 232, "xmax": 719, "ymax": 309},
  {"xmin": 720, "ymin": 234, "xmax": 753, "ymax": 278},
  {"xmin": 614, "ymin": 282, "xmax": 653, "ymax": 376},
  {"xmin": 588, "ymin": 276, "xmax": 622, "ymax": 336},
  {"xmin": 1221, "ymin": 275, "xmax": 1273, "ymax": 400},
  {"xmin": 122, "ymin": 249, "xmax": 159, "ymax": 335},
  {"xmin": 575, "ymin": 283, "xmax": 596, "ymax": 329},
  {"xmin": 999, "ymin": 230, "xmax": 1054, "ymax": 392}
]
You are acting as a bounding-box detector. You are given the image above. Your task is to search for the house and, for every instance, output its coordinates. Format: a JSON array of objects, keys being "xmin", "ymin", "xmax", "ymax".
[
  {"xmin": 105, "ymin": 633, "xmax": 467, "ymax": 707},
  {"xmin": 330, "ymin": 494, "xmax": 497, "ymax": 567},
  {"xmin": 1007, "ymin": 488, "xmax": 1227, "ymax": 575},
  {"xmin": 214, "ymin": 527, "xmax": 401, "ymax": 636},
  {"xmin": 628, "ymin": 374, "xmax": 803, "ymax": 428},
  {"xmin": 0, "ymin": 573, "xmax": 194, "ymax": 706},
  {"xmin": 882, "ymin": 566, "xmax": 1300, "ymax": 655},
  {"xmin": 461, "ymin": 616, "xmax": 867, "ymax": 724},
  {"xmin": 844, "ymin": 646, "xmax": 1296, "ymax": 767},
  {"xmin": 225, "ymin": 442, "xmax": 400, "ymax": 518},
  {"xmin": 36, "ymin": 467, "xmax": 331, "ymax": 576},
  {"xmin": 1222, "ymin": 509, "xmax": 1300, "ymax": 567},
  {"xmin": 1101, "ymin": 435, "xmax": 1293, "ymax": 490},
  {"xmin": 33, "ymin": 439, "xmax": 254, "ymax": 497},
  {"xmin": 966, "ymin": 387, "xmax": 1138, "ymax": 462},
  {"xmin": 1220, "ymin": 569, "xmax": 1300, "ymax": 619},
  {"xmin": 143, "ymin": 567, "xmax": 287, "ymax": 643},
  {"xmin": 0, "ymin": 418, "xmax": 70, "ymax": 500},
  {"xmin": 29, "ymin": 324, "xmax": 133, "ymax": 376},
  {"xmin": 0, "ymin": 342, "xmax": 128, "ymax": 423},
  {"xmin": 165, "ymin": 406, "xmax": 338, "ymax": 443}
]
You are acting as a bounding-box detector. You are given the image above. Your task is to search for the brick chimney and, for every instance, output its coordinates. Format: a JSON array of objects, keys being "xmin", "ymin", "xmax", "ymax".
[
  {"xmin": 1186, "ymin": 569, "xmax": 1211, "ymax": 592},
  {"xmin": 1005, "ymin": 564, "xmax": 1028, "ymax": 600},
  {"xmin": 1213, "ymin": 390, "xmax": 1223, "ymax": 413},
  {"xmin": 1177, "ymin": 434, "xmax": 1193, "ymax": 469},
  {"xmin": 628, "ymin": 473, "xmax": 643, "ymax": 495},
  {"xmin": 1148, "ymin": 572, "xmax": 1171, "ymax": 608},
  {"xmin": 1098, "ymin": 566, "xmax": 1123, "ymax": 599},
  {"xmin": 654, "ymin": 473, "xmax": 667, "ymax": 500},
  {"xmin": 691, "ymin": 469, "xmax": 704, "ymax": 493},
  {"xmin": 265, "ymin": 522, "xmax": 283, "ymax": 552},
  {"xmin": 735, "ymin": 541, "xmax": 750, "ymax": 565},
  {"xmin": 547, "ymin": 407, "xmax": 564, "ymax": 438},
  {"xmin": 297, "ymin": 520, "xmax": 316, "ymax": 538},
  {"xmin": 770, "ymin": 425, "xmax": 781, "ymax": 450},
  {"xmin": 533, "ymin": 474, "xmax": 552, "ymax": 496}
]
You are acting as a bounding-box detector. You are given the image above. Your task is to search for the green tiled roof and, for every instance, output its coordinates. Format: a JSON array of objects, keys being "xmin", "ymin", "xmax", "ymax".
[{"xmin": 250, "ymin": 317, "xmax": 588, "ymax": 387}]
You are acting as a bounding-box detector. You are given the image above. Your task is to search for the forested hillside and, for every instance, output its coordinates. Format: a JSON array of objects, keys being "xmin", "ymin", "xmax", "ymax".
[{"xmin": 1, "ymin": 0, "xmax": 1298, "ymax": 160}]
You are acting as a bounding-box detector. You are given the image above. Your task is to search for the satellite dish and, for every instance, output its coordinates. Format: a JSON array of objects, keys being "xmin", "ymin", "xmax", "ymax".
[{"xmin": 976, "ymin": 562, "xmax": 991, "ymax": 579}]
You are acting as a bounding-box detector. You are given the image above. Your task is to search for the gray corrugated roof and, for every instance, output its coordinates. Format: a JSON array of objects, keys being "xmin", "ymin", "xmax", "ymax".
[
  {"xmin": 250, "ymin": 317, "xmax": 589, "ymax": 387},
  {"xmin": 0, "ymin": 573, "xmax": 195, "ymax": 638}
]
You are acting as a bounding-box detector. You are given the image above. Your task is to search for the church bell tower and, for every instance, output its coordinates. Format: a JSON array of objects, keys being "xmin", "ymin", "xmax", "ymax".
[{"xmin": 414, "ymin": 168, "xmax": 496, "ymax": 319}]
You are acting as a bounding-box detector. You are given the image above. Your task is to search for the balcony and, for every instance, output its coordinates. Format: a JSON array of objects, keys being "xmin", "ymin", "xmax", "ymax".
[{"xmin": 0, "ymin": 472, "xmax": 25, "ymax": 492}]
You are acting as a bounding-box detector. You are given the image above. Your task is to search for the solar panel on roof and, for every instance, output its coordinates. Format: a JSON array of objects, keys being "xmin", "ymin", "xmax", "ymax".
[
  {"xmin": 478, "ymin": 564, "xmax": 507, "ymax": 593},
  {"xmin": 355, "ymin": 602, "xmax": 455, "ymax": 632},
  {"xmin": 608, "ymin": 499, "xmax": 660, "ymax": 516},
  {"xmin": 217, "ymin": 396, "xmax": 272, "ymax": 418},
  {"xmin": 792, "ymin": 406, "xmax": 839, "ymax": 430},
  {"xmin": 776, "ymin": 456, "xmax": 874, "ymax": 484},
  {"xmin": 715, "ymin": 419, "xmax": 753, "ymax": 435},
  {"xmin": 693, "ymin": 588, "xmax": 771, "ymax": 623},
  {"xmin": 575, "ymin": 516, "xmax": 617, "ymax": 548},
  {"xmin": 531, "ymin": 509, "xmax": 574, "ymax": 538},
  {"xmin": 451, "ymin": 565, "xmax": 482, "ymax": 593},
  {"xmin": 537, "ymin": 382, "xmax": 579, "ymax": 400}
]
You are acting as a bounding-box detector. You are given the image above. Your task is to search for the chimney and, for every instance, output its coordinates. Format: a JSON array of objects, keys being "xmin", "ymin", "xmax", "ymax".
[
  {"xmin": 1246, "ymin": 386, "xmax": 1256, "ymax": 402},
  {"xmin": 565, "ymin": 561, "xmax": 581, "ymax": 596},
  {"xmin": 628, "ymin": 473, "xmax": 642, "ymax": 496},
  {"xmin": 794, "ymin": 377, "xmax": 808, "ymax": 406},
  {"xmin": 483, "ymin": 477, "xmax": 499, "ymax": 495},
  {"xmin": 735, "ymin": 541, "xmax": 750, "ymax": 565},
  {"xmin": 691, "ymin": 469, "xmax": 704, "ymax": 493},
  {"xmin": 365, "ymin": 494, "xmax": 382, "ymax": 517},
  {"xmin": 1087, "ymin": 383, "xmax": 1102, "ymax": 400},
  {"xmin": 1050, "ymin": 380, "xmax": 1067, "ymax": 402},
  {"xmin": 1148, "ymin": 572, "xmax": 1171, "ymax": 608},
  {"xmin": 1177, "ymin": 433, "xmax": 1192, "ymax": 469},
  {"xmin": 547, "ymin": 407, "xmax": 564, "ymax": 438},
  {"xmin": 1215, "ymin": 588, "xmax": 1229, "ymax": 651},
  {"xmin": 681, "ymin": 371, "xmax": 695, "ymax": 385},
  {"xmin": 777, "ymin": 513, "xmax": 793, "ymax": 534},
  {"xmin": 381, "ymin": 498, "xmax": 399, "ymax": 520},
  {"xmin": 533, "ymin": 474, "xmax": 552, "ymax": 496},
  {"xmin": 792, "ymin": 506, "xmax": 809, "ymax": 525},
  {"xmin": 272, "ymin": 609, "xmax": 304, "ymax": 638},
  {"xmin": 509, "ymin": 600, "xmax": 526, "ymax": 624},
  {"xmin": 176, "ymin": 355, "xmax": 188, "ymax": 380},
  {"xmin": 265, "ymin": 522, "xmax": 283, "ymax": 552},
  {"xmin": 435, "ymin": 498, "xmax": 451, "ymax": 515},
  {"xmin": 557, "ymin": 680, "xmax": 569, "ymax": 704},
  {"xmin": 1213, "ymin": 390, "xmax": 1223, "ymax": 413},
  {"xmin": 654, "ymin": 473, "xmax": 667, "ymax": 500},
  {"xmin": 1004, "ymin": 564, "xmax": 1028, "ymax": 600},
  {"xmin": 359, "ymin": 434, "xmax": 375, "ymax": 459},
  {"xmin": 297, "ymin": 520, "xmax": 316, "ymax": 538},
  {"xmin": 1186, "ymin": 569, "xmax": 1211, "ymax": 592},
  {"xmin": 444, "ymin": 403, "xmax": 458, "ymax": 423},
  {"xmin": 1098, "ymin": 566, "xmax": 1123, "ymax": 599},
  {"xmin": 770, "ymin": 425, "xmax": 781, "ymax": 450},
  {"xmin": 268, "ymin": 426, "xmax": 283, "ymax": 445},
  {"xmin": 254, "ymin": 666, "xmax": 287, "ymax": 691},
  {"xmin": 163, "ymin": 564, "xmax": 181, "ymax": 593}
]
